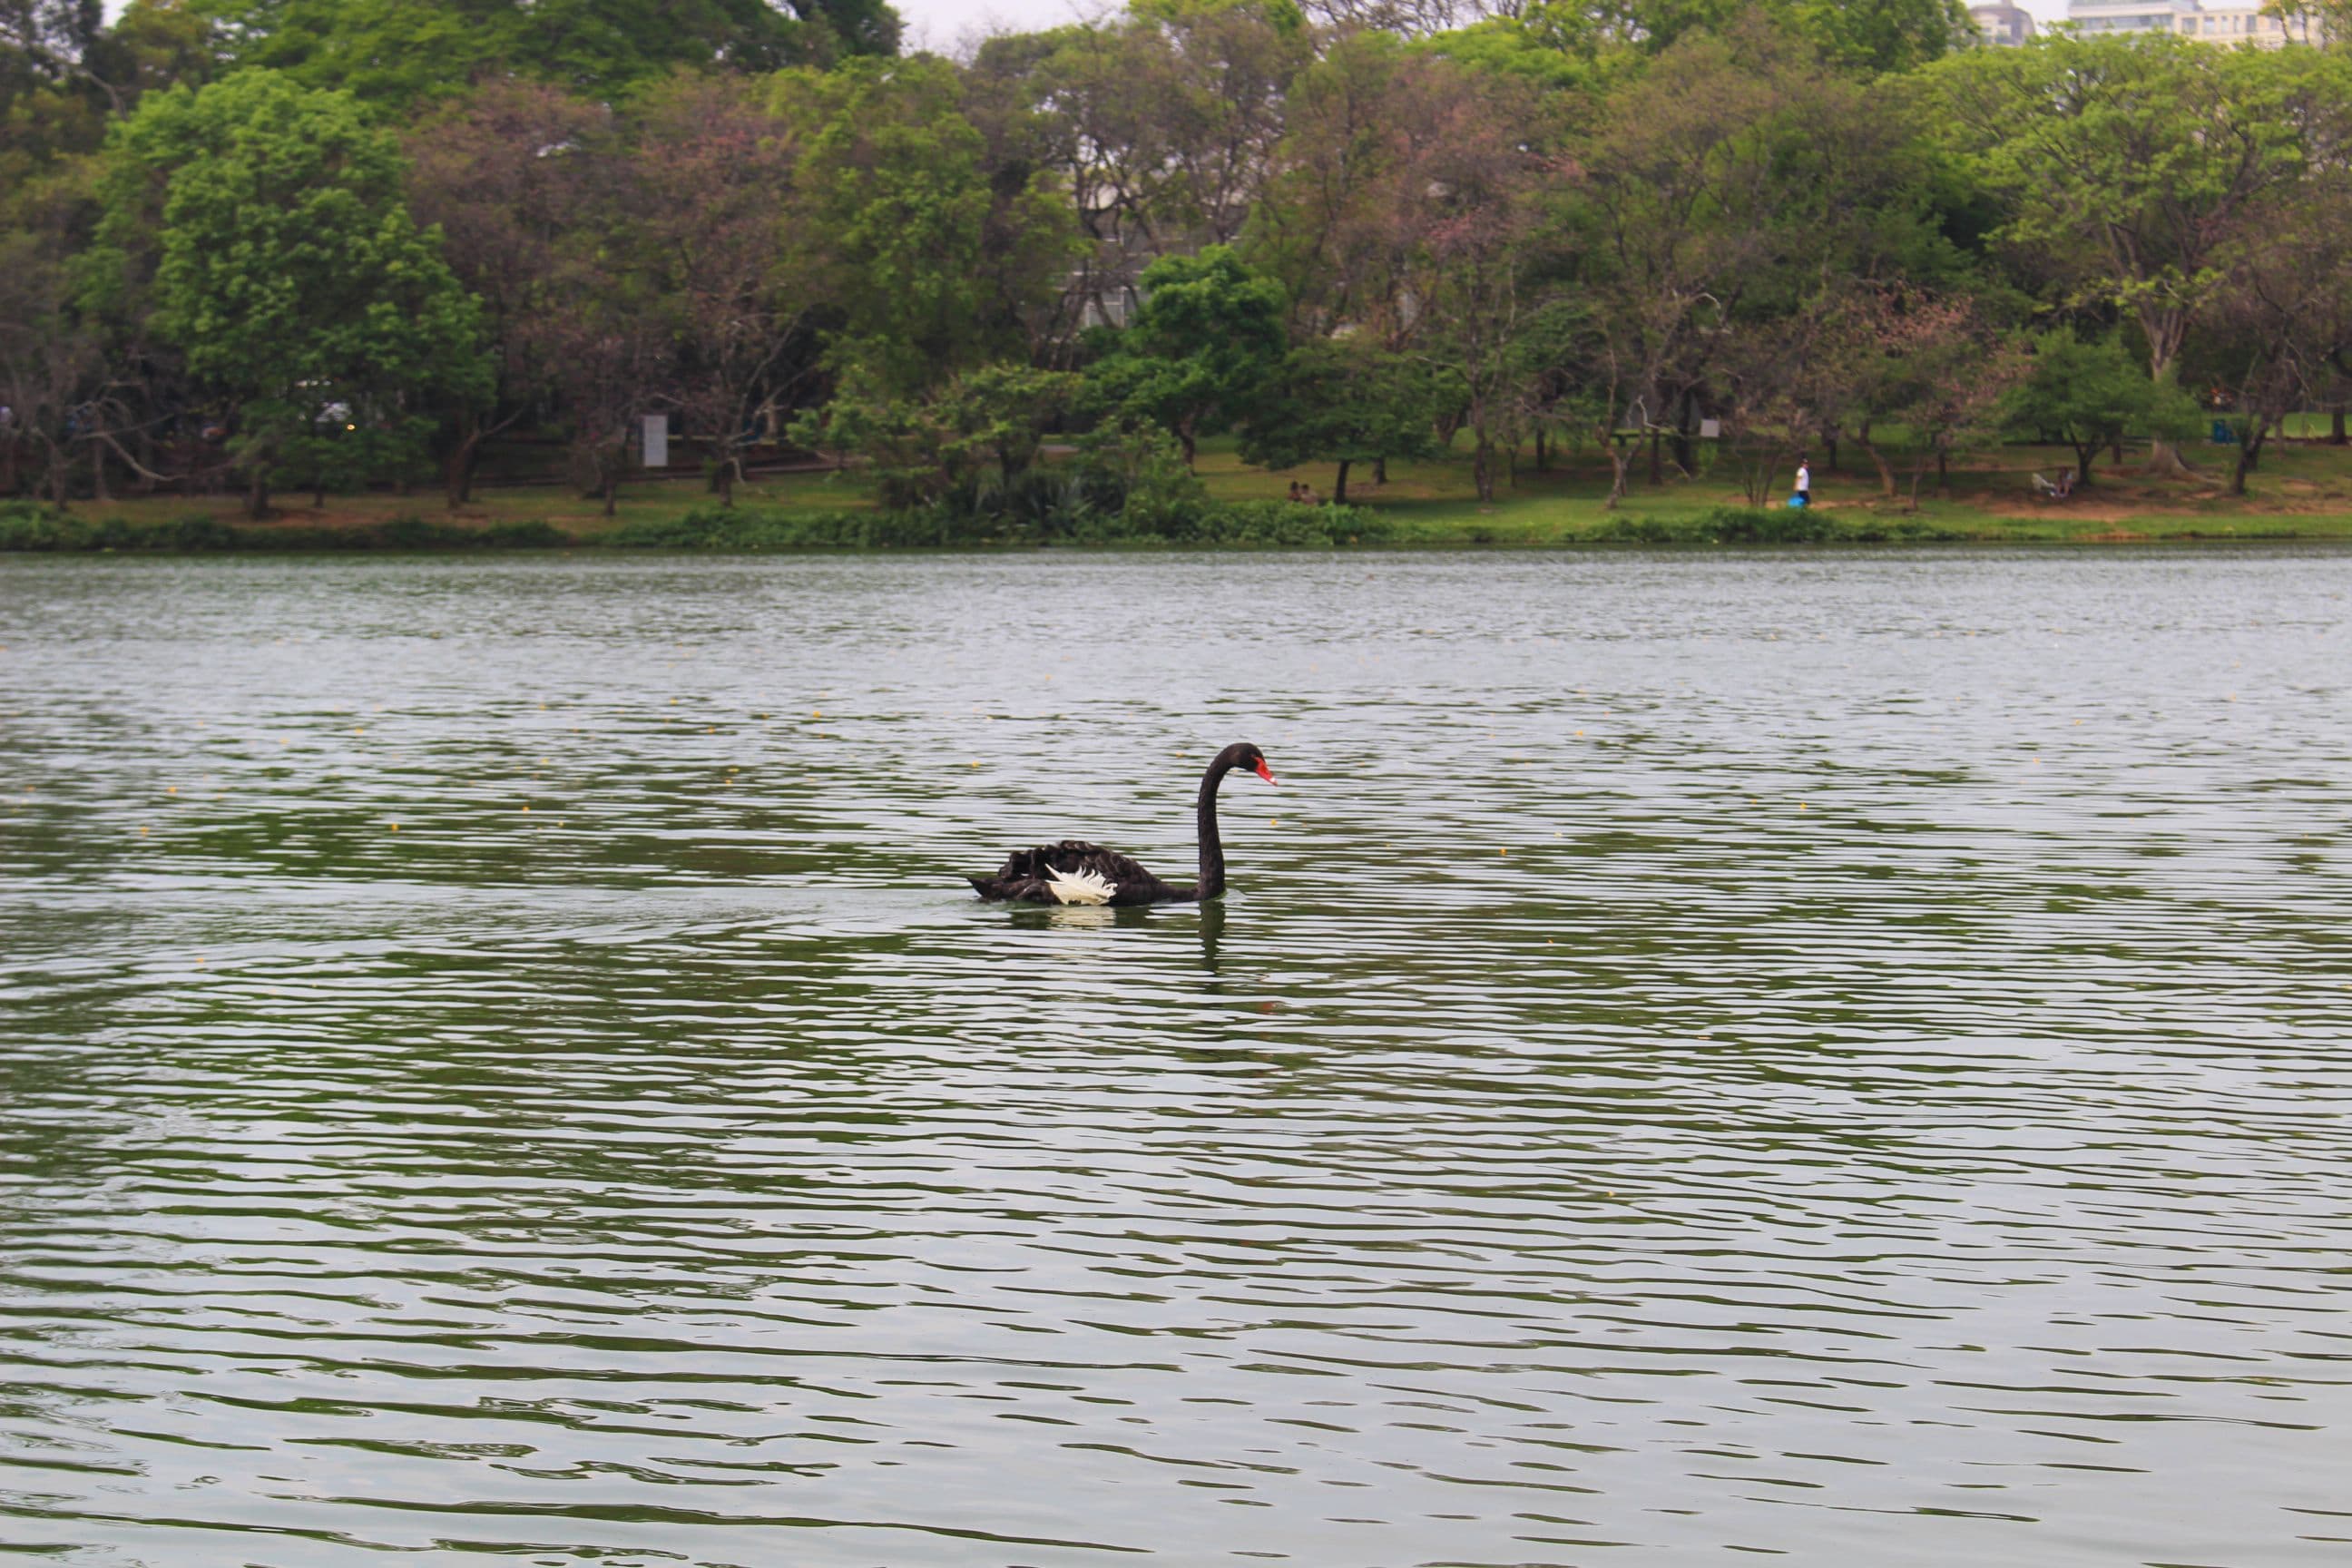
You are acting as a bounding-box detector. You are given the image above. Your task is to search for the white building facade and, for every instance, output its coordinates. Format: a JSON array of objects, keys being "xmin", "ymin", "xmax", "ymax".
[{"xmin": 2062, "ymin": 0, "xmax": 2326, "ymax": 45}]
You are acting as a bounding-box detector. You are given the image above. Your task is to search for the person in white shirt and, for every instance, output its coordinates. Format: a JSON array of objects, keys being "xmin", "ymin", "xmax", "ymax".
[{"xmin": 1793, "ymin": 457, "xmax": 1811, "ymax": 508}]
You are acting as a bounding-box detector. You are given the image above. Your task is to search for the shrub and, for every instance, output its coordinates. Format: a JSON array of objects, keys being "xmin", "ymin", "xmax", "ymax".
[
  {"xmin": 1588, "ymin": 505, "xmax": 1967, "ymax": 545},
  {"xmin": 0, "ymin": 503, "xmax": 576, "ymax": 553},
  {"xmin": 601, "ymin": 507, "xmax": 939, "ymax": 550}
]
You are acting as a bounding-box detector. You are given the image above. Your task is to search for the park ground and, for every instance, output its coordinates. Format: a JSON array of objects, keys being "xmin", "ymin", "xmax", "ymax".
[{"xmin": 34, "ymin": 429, "xmax": 2352, "ymax": 546}]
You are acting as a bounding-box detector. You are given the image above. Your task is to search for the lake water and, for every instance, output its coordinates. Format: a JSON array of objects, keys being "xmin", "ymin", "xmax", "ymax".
[{"xmin": 3, "ymin": 549, "xmax": 2349, "ymax": 1568}]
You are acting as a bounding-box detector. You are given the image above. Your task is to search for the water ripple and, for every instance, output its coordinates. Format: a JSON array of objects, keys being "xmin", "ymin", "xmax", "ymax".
[{"xmin": 2, "ymin": 550, "xmax": 2348, "ymax": 1566}]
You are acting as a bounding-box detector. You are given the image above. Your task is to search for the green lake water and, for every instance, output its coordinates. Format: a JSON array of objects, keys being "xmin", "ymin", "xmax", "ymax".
[{"xmin": 2, "ymin": 550, "xmax": 2347, "ymax": 1566}]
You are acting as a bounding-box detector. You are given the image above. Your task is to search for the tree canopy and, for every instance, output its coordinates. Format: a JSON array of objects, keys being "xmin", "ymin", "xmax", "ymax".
[{"xmin": 13, "ymin": 0, "xmax": 2352, "ymax": 522}]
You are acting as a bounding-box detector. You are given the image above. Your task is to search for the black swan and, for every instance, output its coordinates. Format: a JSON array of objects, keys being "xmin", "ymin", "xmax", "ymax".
[{"xmin": 966, "ymin": 741, "xmax": 1278, "ymax": 906}]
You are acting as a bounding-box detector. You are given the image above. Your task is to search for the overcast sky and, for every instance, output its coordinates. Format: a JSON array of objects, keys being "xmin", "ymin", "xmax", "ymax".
[{"xmin": 894, "ymin": 0, "xmax": 1100, "ymax": 53}]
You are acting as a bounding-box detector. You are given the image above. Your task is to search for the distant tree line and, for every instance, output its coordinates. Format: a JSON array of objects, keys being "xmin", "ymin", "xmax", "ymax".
[{"xmin": 9, "ymin": 0, "xmax": 2352, "ymax": 524}]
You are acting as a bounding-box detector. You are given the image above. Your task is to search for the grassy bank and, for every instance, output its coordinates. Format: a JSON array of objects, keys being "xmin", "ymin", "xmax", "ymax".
[{"xmin": 15, "ymin": 436, "xmax": 2352, "ymax": 551}]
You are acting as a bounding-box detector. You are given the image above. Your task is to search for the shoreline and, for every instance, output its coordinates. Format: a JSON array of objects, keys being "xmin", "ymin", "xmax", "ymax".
[{"xmin": 6, "ymin": 510, "xmax": 2351, "ymax": 554}]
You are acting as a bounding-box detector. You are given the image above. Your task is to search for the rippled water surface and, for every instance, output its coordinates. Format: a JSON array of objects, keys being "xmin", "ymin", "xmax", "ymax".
[{"xmin": 4, "ymin": 550, "xmax": 2350, "ymax": 1567}]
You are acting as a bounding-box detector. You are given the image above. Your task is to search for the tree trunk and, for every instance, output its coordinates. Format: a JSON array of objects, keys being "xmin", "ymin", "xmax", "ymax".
[
  {"xmin": 1177, "ymin": 419, "xmax": 1198, "ymax": 469},
  {"xmin": 1647, "ymin": 428, "xmax": 1661, "ymax": 485},
  {"xmin": 2231, "ymin": 428, "xmax": 2268, "ymax": 495},
  {"xmin": 1333, "ymin": 458, "xmax": 1350, "ymax": 505},
  {"xmin": 1473, "ymin": 440, "xmax": 1495, "ymax": 503},
  {"xmin": 2073, "ymin": 442, "xmax": 2099, "ymax": 488},
  {"xmin": 2142, "ymin": 352, "xmax": 2196, "ymax": 476},
  {"xmin": 1534, "ymin": 428, "xmax": 1546, "ymax": 473},
  {"xmin": 2331, "ymin": 404, "xmax": 2347, "ymax": 446},
  {"xmin": 1601, "ymin": 429, "xmax": 1631, "ymax": 509},
  {"xmin": 603, "ymin": 477, "xmax": 618, "ymax": 518},
  {"xmin": 247, "ymin": 467, "xmax": 271, "ymax": 521},
  {"xmin": 716, "ymin": 459, "xmax": 735, "ymax": 509},
  {"xmin": 1857, "ymin": 439, "xmax": 1896, "ymax": 499},
  {"xmin": 444, "ymin": 431, "xmax": 478, "ymax": 511},
  {"xmin": 1936, "ymin": 446, "xmax": 1949, "ymax": 497},
  {"xmin": 1374, "ymin": 456, "xmax": 1387, "ymax": 485}
]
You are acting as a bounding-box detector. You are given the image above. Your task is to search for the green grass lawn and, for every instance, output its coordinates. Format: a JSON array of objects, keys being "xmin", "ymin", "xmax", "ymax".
[
  {"xmin": 35, "ymin": 431, "xmax": 2352, "ymax": 546},
  {"xmin": 1198, "ymin": 433, "xmax": 2352, "ymax": 544}
]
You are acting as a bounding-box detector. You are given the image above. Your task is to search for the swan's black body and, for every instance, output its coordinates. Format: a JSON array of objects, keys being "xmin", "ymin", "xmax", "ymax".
[{"xmin": 966, "ymin": 742, "xmax": 1276, "ymax": 906}]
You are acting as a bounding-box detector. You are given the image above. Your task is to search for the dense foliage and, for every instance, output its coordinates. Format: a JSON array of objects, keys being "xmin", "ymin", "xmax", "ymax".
[{"xmin": 11, "ymin": 0, "xmax": 2352, "ymax": 524}]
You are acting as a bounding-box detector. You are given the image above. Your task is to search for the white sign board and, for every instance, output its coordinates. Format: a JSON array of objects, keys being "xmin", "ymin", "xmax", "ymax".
[
  {"xmin": 1699, "ymin": 417, "xmax": 1721, "ymax": 439},
  {"xmin": 641, "ymin": 414, "xmax": 669, "ymax": 469}
]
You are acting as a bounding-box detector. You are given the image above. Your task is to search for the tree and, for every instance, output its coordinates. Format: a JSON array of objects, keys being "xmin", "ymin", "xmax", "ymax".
[
  {"xmin": 1084, "ymin": 244, "xmax": 1288, "ymax": 466},
  {"xmin": 774, "ymin": 55, "xmax": 1074, "ymax": 395},
  {"xmin": 0, "ymin": 219, "xmax": 103, "ymax": 505},
  {"xmin": 1540, "ymin": 22, "xmax": 1966, "ymax": 506},
  {"xmin": 405, "ymin": 80, "xmax": 615, "ymax": 507},
  {"xmin": 794, "ymin": 358, "xmax": 1080, "ymax": 512},
  {"xmin": 1240, "ymin": 339, "xmax": 1446, "ymax": 502},
  {"xmin": 199, "ymin": 0, "xmax": 899, "ymax": 105},
  {"xmin": 1933, "ymin": 35, "xmax": 2352, "ymax": 473},
  {"xmin": 1800, "ymin": 287, "xmax": 2020, "ymax": 503},
  {"xmin": 627, "ymin": 74, "xmax": 808, "ymax": 507},
  {"xmin": 2003, "ymin": 329, "xmax": 2200, "ymax": 489},
  {"xmin": 2183, "ymin": 203, "xmax": 2352, "ymax": 496},
  {"xmin": 967, "ymin": 1, "xmax": 1308, "ymax": 341},
  {"xmin": 88, "ymin": 71, "xmax": 490, "ymax": 516},
  {"xmin": 1430, "ymin": 0, "xmax": 1972, "ymax": 78}
]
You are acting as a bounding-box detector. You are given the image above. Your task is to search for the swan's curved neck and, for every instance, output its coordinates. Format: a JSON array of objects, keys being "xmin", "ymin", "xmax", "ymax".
[{"xmin": 1194, "ymin": 757, "xmax": 1232, "ymax": 901}]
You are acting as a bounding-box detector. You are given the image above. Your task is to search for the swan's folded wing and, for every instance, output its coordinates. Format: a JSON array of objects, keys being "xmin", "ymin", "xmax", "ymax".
[{"xmin": 1044, "ymin": 865, "xmax": 1117, "ymax": 905}]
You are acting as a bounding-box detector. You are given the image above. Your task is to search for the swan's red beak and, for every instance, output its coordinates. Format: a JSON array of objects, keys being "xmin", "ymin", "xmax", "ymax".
[{"xmin": 1254, "ymin": 759, "xmax": 1279, "ymax": 786}]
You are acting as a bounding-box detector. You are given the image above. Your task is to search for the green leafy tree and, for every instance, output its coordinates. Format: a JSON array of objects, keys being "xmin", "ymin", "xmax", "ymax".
[
  {"xmin": 2004, "ymin": 329, "xmax": 2201, "ymax": 489},
  {"xmin": 793, "ymin": 358, "xmax": 1080, "ymax": 510},
  {"xmin": 966, "ymin": 1, "xmax": 1309, "ymax": 345},
  {"xmin": 1933, "ymin": 35, "xmax": 2352, "ymax": 473},
  {"xmin": 199, "ymin": 0, "xmax": 899, "ymax": 104},
  {"xmin": 1085, "ymin": 244, "xmax": 1287, "ymax": 466},
  {"xmin": 775, "ymin": 55, "xmax": 1075, "ymax": 395},
  {"xmin": 1436, "ymin": 0, "xmax": 1970, "ymax": 78},
  {"xmin": 88, "ymin": 71, "xmax": 490, "ymax": 515},
  {"xmin": 1240, "ymin": 340, "xmax": 1446, "ymax": 503}
]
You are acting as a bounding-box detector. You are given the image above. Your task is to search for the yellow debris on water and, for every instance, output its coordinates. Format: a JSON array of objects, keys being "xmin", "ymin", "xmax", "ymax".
[{"xmin": 388, "ymin": 822, "xmax": 398, "ymax": 831}]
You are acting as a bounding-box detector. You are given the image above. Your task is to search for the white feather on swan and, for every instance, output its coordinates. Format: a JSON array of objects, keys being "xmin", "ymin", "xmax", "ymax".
[{"xmin": 1045, "ymin": 865, "xmax": 1116, "ymax": 906}]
